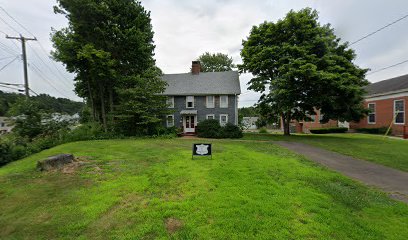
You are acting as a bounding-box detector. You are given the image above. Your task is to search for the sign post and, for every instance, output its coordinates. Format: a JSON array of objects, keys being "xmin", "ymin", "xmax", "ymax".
[{"xmin": 192, "ymin": 143, "xmax": 212, "ymax": 159}]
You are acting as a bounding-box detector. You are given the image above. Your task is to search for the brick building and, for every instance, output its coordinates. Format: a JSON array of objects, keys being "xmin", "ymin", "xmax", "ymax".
[{"xmin": 350, "ymin": 74, "xmax": 408, "ymax": 136}]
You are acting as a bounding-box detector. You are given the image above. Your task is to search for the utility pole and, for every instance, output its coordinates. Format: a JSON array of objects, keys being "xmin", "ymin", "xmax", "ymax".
[{"xmin": 6, "ymin": 34, "xmax": 37, "ymax": 98}]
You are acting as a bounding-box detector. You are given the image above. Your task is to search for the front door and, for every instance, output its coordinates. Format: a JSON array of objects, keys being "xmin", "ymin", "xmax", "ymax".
[{"xmin": 184, "ymin": 115, "xmax": 195, "ymax": 133}]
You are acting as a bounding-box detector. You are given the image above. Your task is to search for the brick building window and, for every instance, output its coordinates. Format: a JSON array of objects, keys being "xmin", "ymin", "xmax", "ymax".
[
  {"xmin": 394, "ymin": 100, "xmax": 405, "ymax": 124},
  {"xmin": 368, "ymin": 103, "xmax": 376, "ymax": 124}
]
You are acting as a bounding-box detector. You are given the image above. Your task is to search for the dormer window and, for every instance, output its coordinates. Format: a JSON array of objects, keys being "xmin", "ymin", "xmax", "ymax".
[{"xmin": 186, "ymin": 96, "xmax": 194, "ymax": 108}]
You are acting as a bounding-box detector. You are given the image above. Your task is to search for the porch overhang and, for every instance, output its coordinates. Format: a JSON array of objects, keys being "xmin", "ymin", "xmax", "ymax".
[{"xmin": 180, "ymin": 110, "xmax": 197, "ymax": 115}]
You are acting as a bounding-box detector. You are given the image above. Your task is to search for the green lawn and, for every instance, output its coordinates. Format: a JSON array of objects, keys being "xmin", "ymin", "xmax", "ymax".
[
  {"xmin": 0, "ymin": 139, "xmax": 407, "ymax": 239},
  {"xmin": 243, "ymin": 133, "xmax": 408, "ymax": 172}
]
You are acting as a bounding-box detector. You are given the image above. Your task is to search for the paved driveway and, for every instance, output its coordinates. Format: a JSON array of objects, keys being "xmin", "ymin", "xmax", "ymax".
[{"xmin": 276, "ymin": 141, "xmax": 408, "ymax": 203}]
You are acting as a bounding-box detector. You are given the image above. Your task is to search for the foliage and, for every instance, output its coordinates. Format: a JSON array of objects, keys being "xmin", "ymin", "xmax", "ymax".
[
  {"xmin": 194, "ymin": 52, "xmax": 235, "ymax": 72},
  {"xmin": 0, "ymin": 90, "xmax": 83, "ymax": 116},
  {"xmin": 239, "ymin": 8, "xmax": 369, "ymax": 136},
  {"xmin": 259, "ymin": 127, "xmax": 268, "ymax": 134},
  {"xmin": 7, "ymin": 99, "xmax": 43, "ymax": 139},
  {"xmin": 221, "ymin": 123, "xmax": 243, "ymax": 138},
  {"xmin": 356, "ymin": 127, "xmax": 390, "ymax": 135},
  {"xmin": 1, "ymin": 139, "xmax": 407, "ymax": 239},
  {"xmin": 51, "ymin": 0, "xmax": 166, "ymax": 133},
  {"xmin": 196, "ymin": 119, "xmax": 222, "ymax": 138},
  {"xmin": 197, "ymin": 120, "xmax": 242, "ymax": 138},
  {"xmin": 310, "ymin": 127, "xmax": 348, "ymax": 134}
]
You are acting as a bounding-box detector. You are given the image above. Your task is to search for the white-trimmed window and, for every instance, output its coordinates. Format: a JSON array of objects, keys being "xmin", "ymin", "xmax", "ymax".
[
  {"xmin": 206, "ymin": 96, "xmax": 215, "ymax": 108},
  {"xmin": 166, "ymin": 96, "xmax": 174, "ymax": 108},
  {"xmin": 220, "ymin": 114, "xmax": 228, "ymax": 126},
  {"xmin": 206, "ymin": 114, "xmax": 215, "ymax": 120},
  {"xmin": 319, "ymin": 114, "xmax": 324, "ymax": 123},
  {"xmin": 220, "ymin": 95, "xmax": 228, "ymax": 108},
  {"xmin": 166, "ymin": 115, "xmax": 174, "ymax": 127},
  {"xmin": 186, "ymin": 96, "xmax": 194, "ymax": 108},
  {"xmin": 394, "ymin": 100, "xmax": 405, "ymax": 124},
  {"xmin": 368, "ymin": 103, "xmax": 376, "ymax": 124}
]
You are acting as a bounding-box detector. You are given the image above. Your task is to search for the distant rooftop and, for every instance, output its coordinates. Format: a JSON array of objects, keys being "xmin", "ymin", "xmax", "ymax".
[
  {"xmin": 365, "ymin": 74, "xmax": 408, "ymax": 96},
  {"xmin": 161, "ymin": 71, "xmax": 241, "ymax": 95}
]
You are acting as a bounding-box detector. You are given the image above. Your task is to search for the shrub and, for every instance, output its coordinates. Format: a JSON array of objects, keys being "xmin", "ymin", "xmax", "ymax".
[
  {"xmin": 197, "ymin": 120, "xmax": 243, "ymax": 138},
  {"xmin": 310, "ymin": 127, "xmax": 348, "ymax": 134},
  {"xmin": 221, "ymin": 123, "xmax": 243, "ymax": 138},
  {"xmin": 196, "ymin": 119, "xmax": 222, "ymax": 138},
  {"xmin": 259, "ymin": 127, "xmax": 268, "ymax": 134},
  {"xmin": 356, "ymin": 127, "xmax": 390, "ymax": 135}
]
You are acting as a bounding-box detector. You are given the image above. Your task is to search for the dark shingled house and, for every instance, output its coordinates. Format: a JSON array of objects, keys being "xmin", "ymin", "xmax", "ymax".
[{"xmin": 161, "ymin": 61, "xmax": 241, "ymax": 134}]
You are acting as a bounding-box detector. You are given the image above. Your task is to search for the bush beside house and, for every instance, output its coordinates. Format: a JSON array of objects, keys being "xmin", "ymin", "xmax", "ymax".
[
  {"xmin": 196, "ymin": 119, "xmax": 242, "ymax": 138},
  {"xmin": 310, "ymin": 127, "xmax": 348, "ymax": 134}
]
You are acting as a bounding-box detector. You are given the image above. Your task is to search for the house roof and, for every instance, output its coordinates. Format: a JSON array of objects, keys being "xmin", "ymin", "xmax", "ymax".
[
  {"xmin": 161, "ymin": 71, "xmax": 241, "ymax": 95},
  {"xmin": 365, "ymin": 74, "xmax": 408, "ymax": 96}
]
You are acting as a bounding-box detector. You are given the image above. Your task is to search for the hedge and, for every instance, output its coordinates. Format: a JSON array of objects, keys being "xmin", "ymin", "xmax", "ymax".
[
  {"xmin": 355, "ymin": 127, "xmax": 390, "ymax": 135},
  {"xmin": 310, "ymin": 127, "xmax": 348, "ymax": 134},
  {"xmin": 196, "ymin": 119, "xmax": 243, "ymax": 138}
]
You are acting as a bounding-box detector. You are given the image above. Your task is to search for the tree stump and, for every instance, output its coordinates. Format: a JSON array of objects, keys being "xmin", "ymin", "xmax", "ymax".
[{"xmin": 37, "ymin": 154, "xmax": 74, "ymax": 171}]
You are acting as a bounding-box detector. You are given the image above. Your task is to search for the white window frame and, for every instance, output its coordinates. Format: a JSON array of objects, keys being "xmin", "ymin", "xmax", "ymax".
[
  {"xmin": 367, "ymin": 103, "xmax": 376, "ymax": 124},
  {"xmin": 206, "ymin": 114, "xmax": 215, "ymax": 120},
  {"xmin": 220, "ymin": 114, "xmax": 228, "ymax": 126},
  {"xmin": 166, "ymin": 115, "xmax": 174, "ymax": 127},
  {"xmin": 220, "ymin": 95, "xmax": 228, "ymax": 108},
  {"xmin": 394, "ymin": 100, "xmax": 405, "ymax": 124},
  {"xmin": 166, "ymin": 96, "xmax": 174, "ymax": 108},
  {"xmin": 206, "ymin": 96, "xmax": 215, "ymax": 108},
  {"xmin": 186, "ymin": 96, "xmax": 194, "ymax": 108}
]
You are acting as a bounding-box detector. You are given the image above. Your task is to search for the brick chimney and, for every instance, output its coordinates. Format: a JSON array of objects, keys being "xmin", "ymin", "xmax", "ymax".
[{"xmin": 192, "ymin": 61, "xmax": 201, "ymax": 75}]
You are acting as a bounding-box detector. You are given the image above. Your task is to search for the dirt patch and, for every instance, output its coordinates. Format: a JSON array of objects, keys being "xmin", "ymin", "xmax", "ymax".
[
  {"xmin": 165, "ymin": 217, "xmax": 183, "ymax": 234},
  {"xmin": 60, "ymin": 156, "xmax": 90, "ymax": 174}
]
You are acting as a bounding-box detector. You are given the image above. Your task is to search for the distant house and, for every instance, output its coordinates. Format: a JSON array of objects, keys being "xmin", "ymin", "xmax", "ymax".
[
  {"xmin": 0, "ymin": 117, "xmax": 13, "ymax": 135},
  {"xmin": 161, "ymin": 61, "xmax": 241, "ymax": 134},
  {"xmin": 290, "ymin": 109, "xmax": 341, "ymax": 133},
  {"xmin": 350, "ymin": 74, "xmax": 408, "ymax": 136},
  {"xmin": 241, "ymin": 117, "xmax": 259, "ymax": 130}
]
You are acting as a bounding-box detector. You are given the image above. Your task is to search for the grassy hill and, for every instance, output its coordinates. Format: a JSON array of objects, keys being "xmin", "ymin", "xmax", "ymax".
[{"xmin": 1, "ymin": 139, "xmax": 407, "ymax": 239}]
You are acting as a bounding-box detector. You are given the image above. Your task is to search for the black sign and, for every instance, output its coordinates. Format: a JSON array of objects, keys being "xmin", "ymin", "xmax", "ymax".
[{"xmin": 192, "ymin": 143, "xmax": 212, "ymax": 159}]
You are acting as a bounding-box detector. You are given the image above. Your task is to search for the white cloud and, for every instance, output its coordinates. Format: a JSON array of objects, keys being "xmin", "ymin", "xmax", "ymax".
[{"xmin": 1, "ymin": 0, "xmax": 408, "ymax": 106}]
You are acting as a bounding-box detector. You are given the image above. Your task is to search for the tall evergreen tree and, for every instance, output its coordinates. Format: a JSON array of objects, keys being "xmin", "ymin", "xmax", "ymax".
[
  {"xmin": 51, "ymin": 0, "xmax": 167, "ymax": 134},
  {"xmin": 239, "ymin": 8, "xmax": 368, "ymax": 135}
]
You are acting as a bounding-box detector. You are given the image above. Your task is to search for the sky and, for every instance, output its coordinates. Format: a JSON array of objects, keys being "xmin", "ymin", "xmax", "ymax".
[{"xmin": 0, "ymin": 0, "xmax": 408, "ymax": 107}]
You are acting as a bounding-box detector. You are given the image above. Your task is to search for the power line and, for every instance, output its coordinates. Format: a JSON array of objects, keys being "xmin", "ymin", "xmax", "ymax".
[
  {"xmin": 27, "ymin": 42, "xmax": 73, "ymax": 89},
  {"xmin": 0, "ymin": 6, "xmax": 35, "ymax": 38},
  {"xmin": 0, "ymin": 41, "xmax": 19, "ymax": 55},
  {"xmin": 350, "ymin": 13, "xmax": 408, "ymax": 46},
  {"xmin": 367, "ymin": 59, "xmax": 408, "ymax": 75},
  {"xmin": 29, "ymin": 62, "xmax": 72, "ymax": 99},
  {"xmin": 0, "ymin": 55, "xmax": 18, "ymax": 61},
  {"xmin": 0, "ymin": 15, "xmax": 20, "ymax": 35},
  {"xmin": 0, "ymin": 82, "xmax": 24, "ymax": 86},
  {"xmin": 0, "ymin": 56, "xmax": 19, "ymax": 71},
  {"xmin": 0, "ymin": 84, "xmax": 23, "ymax": 92}
]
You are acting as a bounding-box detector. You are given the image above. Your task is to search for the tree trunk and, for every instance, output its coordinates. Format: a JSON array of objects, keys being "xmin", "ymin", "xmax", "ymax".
[
  {"xmin": 99, "ymin": 85, "xmax": 108, "ymax": 132},
  {"xmin": 282, "ymin": 113, "xmax": 291, "ymax": 136},
  {"xmin": 87, "ymin": 80, "xmax": 96, "ymax": 121},
  {"xmin": 108, "ymin": 87, "xmax": 114, "ymax": 123}
]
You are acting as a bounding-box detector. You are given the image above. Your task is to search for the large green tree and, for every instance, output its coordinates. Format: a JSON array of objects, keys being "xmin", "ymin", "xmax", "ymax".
[
  {"xmin": 195, "ymin": 52, "xmax": 235, "ymax": 72},
  {"xmin": 239, "ymin": 8, "xmax": 368, "ymax": 135},
  {"xmin": 51, "ymin": 0, "xmax": 167, "ymax": 134}
]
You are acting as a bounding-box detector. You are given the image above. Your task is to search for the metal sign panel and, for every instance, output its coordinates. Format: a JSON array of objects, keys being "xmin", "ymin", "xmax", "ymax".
[{"xmin": 192, "ymin": 143, "xmax": 212, "ymax": 159}]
